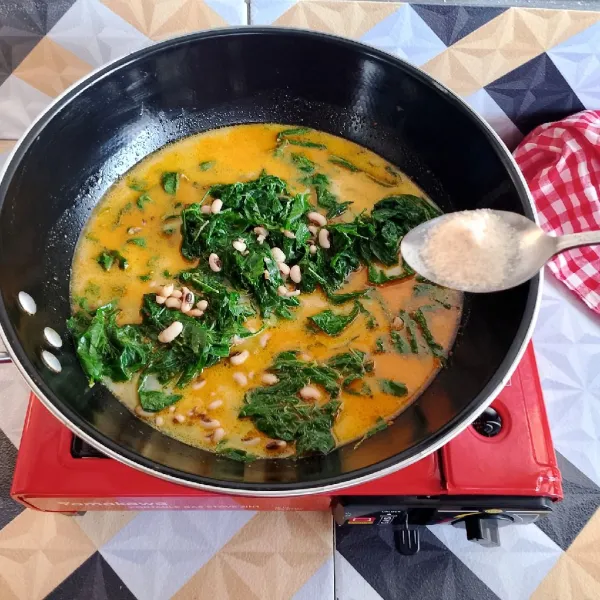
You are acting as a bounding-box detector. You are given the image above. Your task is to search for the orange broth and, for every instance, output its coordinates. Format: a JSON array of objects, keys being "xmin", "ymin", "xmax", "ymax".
[{"xmin": 71, "ymin": 124, "xmax": 462, "ymax": 458}]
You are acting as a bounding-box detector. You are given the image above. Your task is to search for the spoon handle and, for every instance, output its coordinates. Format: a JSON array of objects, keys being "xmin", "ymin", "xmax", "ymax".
[{"xmin": 555, "ymin": 231, "xmax": 600, "ymax": 253}]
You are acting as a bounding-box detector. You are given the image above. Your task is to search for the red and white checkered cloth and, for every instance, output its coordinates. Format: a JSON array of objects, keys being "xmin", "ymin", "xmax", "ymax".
[{"xmin": 514, "ymin": 110, "xmax": 600, "ymax": 314}]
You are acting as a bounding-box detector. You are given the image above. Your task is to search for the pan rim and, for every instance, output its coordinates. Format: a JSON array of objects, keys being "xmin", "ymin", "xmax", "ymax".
[{"xmin": 0, "ymin": 26, "xmax": 542, "ymax": 496}]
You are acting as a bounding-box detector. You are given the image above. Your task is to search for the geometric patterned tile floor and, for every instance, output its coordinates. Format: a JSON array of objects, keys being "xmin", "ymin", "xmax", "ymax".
[{"xmin": 1, "ymin": 1, "xmax": 600, "ymax": 598}]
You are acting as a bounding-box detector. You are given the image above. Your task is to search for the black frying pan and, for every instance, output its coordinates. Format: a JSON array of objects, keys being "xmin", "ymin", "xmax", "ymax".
[{"xmin": 0, "ymin": 29, "xmax": 539, "ymax": 495}]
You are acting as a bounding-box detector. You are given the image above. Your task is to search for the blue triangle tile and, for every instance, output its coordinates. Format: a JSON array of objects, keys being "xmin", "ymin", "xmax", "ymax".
[
  {"xmin": 46, "ymin": 553, "xmax": 136, "ymax": 600},
  {"xmin": 485, "ymin": 52, "xmax": 585, "ymax": 135},
  {"xmin": 412, "ymin": 5, "xmax": 507, "ymax": 46}
]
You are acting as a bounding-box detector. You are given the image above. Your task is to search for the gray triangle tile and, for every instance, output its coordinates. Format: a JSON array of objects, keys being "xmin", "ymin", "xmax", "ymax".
[
  {"xmin": 536, "ymin": 452, "xmax": 600, "ymax": 551},
  {"xmin": 46, "ymin": 552, "xmax": 136, "ymax": 600},
  {"xmin": 485, "ymin": 52, "xmax": 585, "ymax": 135},
  {"xmin": 336, "ymin": 524, "xmax": 499, "ymax": 600},
  {"xmin": 0, "ymin": 425, "xmax": 24, "ymax": 529},
  {"xmin": 412, "ymin": 5, "xmax": 506, "ymax": 46},
  {"xmin": 0, "ymin": 0, "xmax": 78, "ymax": 87}
]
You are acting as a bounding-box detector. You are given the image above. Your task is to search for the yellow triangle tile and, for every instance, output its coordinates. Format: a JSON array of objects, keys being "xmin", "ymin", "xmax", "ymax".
[
  {"xmin": 532, "ymin": 552, "xmax": 600, "ymax": 600},
  {"xmin": 13, "ymin": 37, "xmax": 93, "ymax": 98},
  {"xmin": 174, "ymin": 553, "xmax": 259, "ymax": 600},
  {"xmin": 101, "ymin": 0, "xmax": 150, "ymax": 35},
  {"xmin": 563, "ymin": 508, "xmax": 600, "ymax": 583},
  {"xmin": 421, "ymin": 8, "xmax": 594, "ymax": 95},
  {"xmin": 75, "ymin": 511, "xmax": 139, "ymax": 548},
  {"xmin": 173, "ymin": 512, "xmax": 331, "ymax": 600},
  {"xmin": 0, "ymin": 141, "xmax": 16, "ymax": 154},
  {"xmin": 294, "ymin": 511, "xmax": 333, "ymax": 546},
  {"xmin": 102, "ymin": 0, "xmax": 227, "ymax": 41},
  {"xmin": 516, "ymin": 8, "xmax": 600, "ymax": 51},
  {"xmin": 0, "ymin": 511, "xmax": 96, "ymax": 599},
  {"xmin": 222, "ymin": 512, "xmax": 331, "ymax": 555},
  {"xmin": 150, "ymin": 1, "xmax": 228, "ymax": 40},
  {"xmin": 274, "ymin": 1, "xmax": 402, "ymax": 39},
  {"xmin": 421, "ymin": 48, "xmax": 483, "ymax": 97}
]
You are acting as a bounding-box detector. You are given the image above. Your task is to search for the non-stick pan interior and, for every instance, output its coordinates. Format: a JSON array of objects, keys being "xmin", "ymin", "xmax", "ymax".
[{"xmin": 0, "ymin": 29, "xmax": 538, "ymax": 493}]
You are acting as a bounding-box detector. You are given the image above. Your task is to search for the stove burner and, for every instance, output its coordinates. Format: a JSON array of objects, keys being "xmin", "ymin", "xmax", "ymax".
[
  {"xmin": 71, "ymin": 436, "xmax": 107, "ymax": 459},
  {"xmin": 472, "ymin": 407, "xmax": 503, "ymax": 437}
]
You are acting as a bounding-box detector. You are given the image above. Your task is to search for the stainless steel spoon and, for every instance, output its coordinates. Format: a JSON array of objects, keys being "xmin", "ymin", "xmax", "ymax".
[{"xmin": 400, "ymin": 210, "xmax": 600, "ymax": 293}]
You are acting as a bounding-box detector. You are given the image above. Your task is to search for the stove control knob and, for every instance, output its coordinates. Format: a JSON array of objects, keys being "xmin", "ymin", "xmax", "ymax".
[
  {"xmin": 473, "ymin": 407, "xmax": 502, "ymax": 437},
  {"xmin": 453, "ymin": 514, "xmax": 512, "ymax": 547}
]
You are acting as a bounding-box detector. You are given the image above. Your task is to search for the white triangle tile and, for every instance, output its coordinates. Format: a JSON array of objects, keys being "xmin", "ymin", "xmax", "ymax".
[
  {"xmin": 535, "ymin": 346, "xmax": 583, "ymax": 389},
  {"xmin": 547, "ymin": 19, "xmax": 600, "ymax": 109},
  {"xmin": 0, "ymin": 76, "xmax": 53, "ymax": 139},
  {"xmin": 251, "ymin": 0, "xmax": 300, "ymax": 25},
  {"xmin": 48, "ymin": 0, "xmax": 153, "ymax": 68},
  {"xmin": 360, "ymin": 4, "xmax": 447, "ymax": 67},
  {"xmin": 429, "ymin": 523, "xmax": 563, "ymax": 600},
  {"xmin": 0, "ymin": 364, "xmax": 31, "ymax": 448},
  {"xmin": 464, "ymin": 88, "xmax": 523, "ymax": 149},
  {"xmin": 204, "ymin": 0, "xmax": 248, "ymax": 25},
  {"xmin": 334, "ymin": 551, "xmax": 383, "ymax": 600},
  {"xmin": 554, "ymin": 440, "xmax": 600, "ymax": 487},
  {"xmin": 100, "ymin": 510, "xmax": 255, "ymax": 600},
  {"xmin": 533, "ymin": 277, "xmax": 600, "ymax": 487}
]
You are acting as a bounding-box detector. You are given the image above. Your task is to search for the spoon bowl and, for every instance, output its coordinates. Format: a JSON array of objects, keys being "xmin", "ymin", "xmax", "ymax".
[{"xmin": 401, "ymin": 210, "xmax": 600, "ymax": 293}]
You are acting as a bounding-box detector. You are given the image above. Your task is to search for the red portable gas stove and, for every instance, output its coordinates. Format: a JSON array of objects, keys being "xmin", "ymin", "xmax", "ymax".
[{"xmin": 11, "ymin": 344, "xmax": 562, "ymax": 552}]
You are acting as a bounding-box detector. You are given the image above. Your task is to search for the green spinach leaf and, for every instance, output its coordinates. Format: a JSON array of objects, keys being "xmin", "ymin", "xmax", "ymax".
[
  {"xmin": 97, "ymin": 250, "xmax": 128, "ymax": 271},
  {"xmin": 326, "ymin": 288, "xmax": 369, "ymax": 304},
  {"xmin": 291, "ymin": 153, "xmax": 315, "ymax": 173},
  {"xmin": 137, "ymin": 193, "xmax": 152, "ymax": 210},
  {"xmin": 354, "ymin": 416, "xmax": 389, "ymax": 449},
  {"xmin": 128, "ymin": 178, "xmax": 147, "ymax": 192},
  {"xmin": 113, "ymin": 202, "xmax": 133, "ymax": 228},
  {"xmin": 239, "ymin": 351, "xmax": 359, "ymax": 455},
  {"xmin": 302, "ymin": 173, "xmax": 352, "ymax": 218},
  {"xmin": 368, "ymin": 263, "xmax": 414, "ymax": 285},
  {"xmin": 161, "ymin": 172, "xmax": 179, "ymax": 195},
  {"xmin": 215, "ymin": 445, "xmax": 257, "ymax": 462},
  {"xmin": 413, "ymin": 283, "xmax": 453, "ymax": 309},
  {"xmin": 139, "ymin": 389, "xmax": 182, "ymax": 412},
  {"xmin": 126, "ymin": 237, "xmax": 146, "ymax": 248},
  {"xmin": 309, "ymin": 301, "xmax": 360, "ymax": 335},
  {"xmin": 329, "ymin": 156, "xmax": 360, "ymax": 172},
  {"xmin": 379, "ymin": 379, "xmax": 408, "ymax": 397},
  {"xmin": 67, "ymin": 302, "xmax": 151, "ymax": 384},
  {"xmin": 412, "ymin": 308, "xmax": 446, "ymax": 362}
]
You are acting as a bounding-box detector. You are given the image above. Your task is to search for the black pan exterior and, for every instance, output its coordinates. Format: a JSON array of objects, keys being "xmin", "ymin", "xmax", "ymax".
[{"xmin": 0, "ymin": 29, "xmax": 538, "ymax": 494}]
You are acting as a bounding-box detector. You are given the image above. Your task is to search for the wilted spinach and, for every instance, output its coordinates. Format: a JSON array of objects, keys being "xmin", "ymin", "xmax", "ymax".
[
  {"xmin": 138, "ymin": 387, "xmax": 182, "ymax": 412},
  {"xmin": 302, "ymin": 173, "xmax": 352, "ymax": 218},
  {"xmin": 309, "ymin": 302, "xmax": 361, "ymax": 335},
  {"xmin": 239, "ymin": 349, "xmax": 372, "ymax": 456},
  {"xmin": 412, "ymin": 308, "xmax": 446, "ymax": 362},
  {"xmin": 354, "ymin": 416, "xmax": 389, "ymax": 449},
  {"xmin": 199, "ymin": 161, "xmax": 215, "ymax": 171},
  {"xmin": 97, "ymin": 250, "xmax": 128, "ymax": 271},
  {"xmin": 161, "ymin": 172, "xmax": 179, "ymax": 195},
  {"xmin": 291, "ymin": 153, "xmax": 315, "ymax": 173},
  {"xmin": 67, "ymin": 302, "xmax": 151, "ymax": 385},
  {"xmin": 379, "ymin": 379, "xmax": 408, "ymax": 397},
  {"xmin": 136, "ymin": 193, "xmax": 152, "ymax": 210}
]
